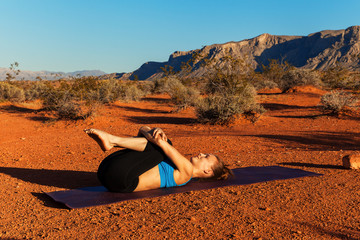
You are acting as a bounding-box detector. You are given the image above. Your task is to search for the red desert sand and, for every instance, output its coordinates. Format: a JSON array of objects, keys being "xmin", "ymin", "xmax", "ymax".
[{"xmin": 0, "ymin": 87, "xmax": 359, "ymax": 239}]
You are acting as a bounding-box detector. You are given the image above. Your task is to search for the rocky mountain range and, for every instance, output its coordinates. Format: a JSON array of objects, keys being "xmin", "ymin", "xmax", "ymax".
[
  {"xmin": 3, "ymin": 26, "xmax": 359, "ymax": 81},
  {"xmin": 0, "ymin": 68, "xmax": 106, "ymax": 81},
  {"xmin": 120, "ymin": 25, "xmax": 360, "ymax": 80}
]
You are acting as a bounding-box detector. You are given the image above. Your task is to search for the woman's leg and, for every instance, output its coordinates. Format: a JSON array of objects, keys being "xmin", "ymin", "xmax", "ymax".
[{"xmin": 84, "ymin": 128, "xmax": 148, "ymax": 152}]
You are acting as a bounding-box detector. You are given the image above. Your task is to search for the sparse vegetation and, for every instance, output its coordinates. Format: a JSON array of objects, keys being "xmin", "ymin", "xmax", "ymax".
[
  {"xmin": 320, "ymin": 90, "xmax": 358, "ymax": 115},
  {"xmin": 3, "ymin": 56, "xmax": 360, "ymax": 123}
]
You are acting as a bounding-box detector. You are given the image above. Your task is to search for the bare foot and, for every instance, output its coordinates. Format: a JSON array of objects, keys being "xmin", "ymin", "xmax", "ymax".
[{"xmin": 84, "ymin": 129, "xmax": 115, "ymax": 152}]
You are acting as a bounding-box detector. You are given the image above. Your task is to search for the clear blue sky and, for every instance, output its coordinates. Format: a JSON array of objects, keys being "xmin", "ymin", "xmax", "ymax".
[{"xmin": 0, "ymin": 0, "xmax": 359, "ymax": 73}]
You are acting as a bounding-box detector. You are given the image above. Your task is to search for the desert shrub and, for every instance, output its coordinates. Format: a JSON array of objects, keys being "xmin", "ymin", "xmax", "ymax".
[
  {"xmin": 167, "ymin": 77, "xmax": 200, "ymax": 110},
  {"xmin": 24, "ymin": 81, "xmax": 51, "ymax": 100},
  {"xmin": 138, "ymin": 81, "xmax": 154, "ymax": 95},
  {"xmin": 42, "ymin": 89, "xmax": 94, "ymax": 120},
  {"xmin": 93, "ymin": 79, "xmax": 122, "ymax": 103},
  {"xmin": 196, "ymin": 56, "xmax": 265, "ymax": 124},
  {"xmin": 0, "ymin": 81, "xmax": 25, "ymax": 102},
  {"xmin": 72, "ymin": 76, "xmax": 99, "ymax": 101},
  {"xmin": 322, "ymin": 67, "xmax": 360, "ymax": 90},
  {"xmin": 87, "ymin": 80, "xmax": 146, "ymax": 104},
  {"xmin": 261, "ymin": 59, "xmax": 293, "ymax": 81},
  {"xmin": 275, "ymin": 69, "xmax": 323, "ymax": 92},
  {"xmin": 197, "ymin": 81, "xmax": 265, "ymax": 125},
  {"xmin": 319, "ymin": 90, "xmax": 358, "ymax": 115},
  {"xmin": 250, "ymin": 75, "xmax": 279, "ymax": 90},
  {"xmin": 121, "ymin": 83, "xmax": 146, "ymax": 102},
  {"xmin": 321, "ymin": 66, "xmax": 351, "ymax": 89},
  {"xmin": 153, "ymin": 76, "xmax": 200, "ymax": 110},
  {"xmin": 152, "ymin": 77, "xmax": 169, "ymax": 94}
]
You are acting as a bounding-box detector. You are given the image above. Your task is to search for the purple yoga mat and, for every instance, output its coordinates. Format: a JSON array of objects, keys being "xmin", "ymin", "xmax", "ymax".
[{"xmin": 45, "ymin": 166, "xmax": 321, "ymax": 209}]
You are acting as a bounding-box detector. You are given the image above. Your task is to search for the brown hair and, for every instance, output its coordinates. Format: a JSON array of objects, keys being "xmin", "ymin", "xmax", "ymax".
[{"xmin": 209, "ymin": 155, "xmax": 233, "ymax": 180}]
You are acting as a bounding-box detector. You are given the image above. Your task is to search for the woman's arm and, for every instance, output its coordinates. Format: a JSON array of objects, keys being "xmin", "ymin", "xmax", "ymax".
[
  {"xmin": 140, "ymin": 126, "xmax": 193, "ymax": 184},
  {"xmin": 155, "ymin": 135, "xmax": 193, "ymax": 184}
]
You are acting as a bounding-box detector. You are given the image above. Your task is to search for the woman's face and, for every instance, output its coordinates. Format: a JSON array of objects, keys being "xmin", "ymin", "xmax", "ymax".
[{"xmin": 190, "ymin": 153, "xmax": 218, "ymax": 171}]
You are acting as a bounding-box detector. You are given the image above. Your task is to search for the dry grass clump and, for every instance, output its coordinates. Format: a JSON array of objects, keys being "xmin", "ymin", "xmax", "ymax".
[{"xmin": 320, "ymin": 90, "xmax": 358, "ymax": 115}]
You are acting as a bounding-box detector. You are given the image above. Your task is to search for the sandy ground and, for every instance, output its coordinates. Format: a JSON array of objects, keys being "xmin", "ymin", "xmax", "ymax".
[{"xmin": 0, "ymin": 87, "xmax": 360, "ymax": 239}]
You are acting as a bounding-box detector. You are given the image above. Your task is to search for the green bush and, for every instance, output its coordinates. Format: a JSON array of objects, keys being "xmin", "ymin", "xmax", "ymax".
[
  {"xmin": 0, "ymin": 82, "xmax": 25, "ymax": 102},
  {"xmin": 320, "ymin": 90, "xmax": 358, "ymax": 115}
]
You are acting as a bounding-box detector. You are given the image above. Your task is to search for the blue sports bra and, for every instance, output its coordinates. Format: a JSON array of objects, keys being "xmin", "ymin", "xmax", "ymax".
[{"xmin": 158, "ymin": 159, "xmax": 191, "ymax": 188}]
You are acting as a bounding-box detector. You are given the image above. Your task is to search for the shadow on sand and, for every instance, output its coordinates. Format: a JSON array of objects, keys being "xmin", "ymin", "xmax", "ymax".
[
  {"xmin": 0, "ymin": 167, "xmax": 100, "ymax": 209},
  {"xmin": 0, "ymin": 104, "xmax": 55, "ymax": 122},
  {"xmin": 0, "ymin": 167, "xmax": 99, "ymax": 189},
  {"xmin": 244, "ymin": 131, "xmax": 360, "ymax": 151},
  {"xmin": 127, "ymin": 116, "xmax": 197, "ymax": 125},
  {"xmin": 114, "ymin": 105, "xmax": 170, "ymax": 114},
  {"xmin": 262, "ymin": 103, "xmax": 314, "ymax": 111},
  {"xmin": 278, "ymin": 162, "xmax": 345, "ymax": 170},
  {"xmin": 0, "ymin": 104, "xmax": 42, "ymax": 114}
]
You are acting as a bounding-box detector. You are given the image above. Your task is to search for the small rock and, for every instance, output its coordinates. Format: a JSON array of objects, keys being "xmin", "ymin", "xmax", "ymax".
[
  {"xmin": 342, "ymin": 154, "xmax": 360, "ymax": 169},
  {"xmin": 259, "ymin": 207, "xmax": 270, "ymax": 211},
  {"xmin": 20, "ymin": 137, "xmax": 26, "ymax": 140}
]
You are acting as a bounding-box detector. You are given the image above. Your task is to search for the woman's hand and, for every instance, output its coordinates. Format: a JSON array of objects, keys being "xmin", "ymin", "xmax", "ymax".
[
  {"xmin": 139, "ymin": 126, "xmax": 168, "ymax": 147},
  {"xmin": 152, "ymin": 128, "xmax": 167, "ymax": 142}
]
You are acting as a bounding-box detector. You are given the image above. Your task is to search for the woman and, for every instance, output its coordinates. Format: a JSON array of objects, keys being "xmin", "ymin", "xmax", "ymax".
[{"xmin": 84, "ymin": 126, "xmax": 232, "ymax": 192}]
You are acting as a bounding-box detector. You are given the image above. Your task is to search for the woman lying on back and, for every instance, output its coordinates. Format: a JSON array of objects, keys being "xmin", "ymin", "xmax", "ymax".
[{"xmin": 85, "ymin": 126, "xmax": 232, "ymax": 192}]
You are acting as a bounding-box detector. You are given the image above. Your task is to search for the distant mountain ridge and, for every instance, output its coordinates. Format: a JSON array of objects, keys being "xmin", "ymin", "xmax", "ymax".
[
  {"xmin": 0, "ymin": 68, "xmax": 106, "ymax": 80},
  {"xmin": 4, "ymin": 26, "xmax": 360, "ymax": 81},
  {"xmin": 116, "ymin": 25, "xmax": 360, "ymax": 80}
]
